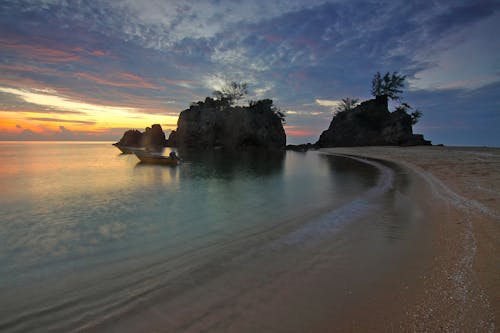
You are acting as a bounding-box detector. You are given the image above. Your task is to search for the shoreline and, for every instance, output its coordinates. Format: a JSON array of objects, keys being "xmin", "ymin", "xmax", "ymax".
[{"xmin": 322, "ymin": 146, "xmax": 499, "ymax": 331}]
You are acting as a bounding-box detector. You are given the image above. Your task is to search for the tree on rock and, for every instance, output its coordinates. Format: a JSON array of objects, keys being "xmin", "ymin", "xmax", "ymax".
[
  {"xmin": 395, "ymin": 103, "xmax": 422, "ymax": 125},
  {"xmin": 371, "ymin": 71, "xmax": 406, "ymax": 101},
  {"xmin": 336, "ymin": 97, "xmax": 359, "ymax": 113},
  {"xmin": 213, "ymin": 81, "xmax": 248, "ymax": 106}
]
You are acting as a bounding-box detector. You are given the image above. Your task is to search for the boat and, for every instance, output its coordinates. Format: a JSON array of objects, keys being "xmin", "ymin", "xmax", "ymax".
[
  {"xmin": 133, "ymin": 151, "xmax": 180, "ymax": 166},
  {"xmin": 112, "ymin": 143, "xmax": 143, "ymax": 154}
]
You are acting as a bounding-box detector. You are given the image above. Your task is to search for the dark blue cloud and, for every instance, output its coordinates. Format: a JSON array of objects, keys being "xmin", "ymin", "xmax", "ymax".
[{"xmin": 407, "ymin": 82, "xmax": 500, "ymax": 146}]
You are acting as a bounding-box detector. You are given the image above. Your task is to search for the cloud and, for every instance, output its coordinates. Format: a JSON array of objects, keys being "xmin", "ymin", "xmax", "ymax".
[
  {"xmin": 285, "ymin": 110, "xmax": 324, "ymax": 116},
  {"xmin": 0, "ymin": 36, "xmax": 81, "ymax": 63},
  {"xmin": 0, "ymin": 86, "xmax": 138, "ymax": 114},
  {"xmin": 72, "ymin": 47, "xmax": 112, "ymax": 57},
  {"xmin": 315, "ymin": 99, "xmax": 341, "ymax": 107},
  {"xmin": 27, "ymin": 117, "xmax": 96, "ymax": 125},
  {"xmin": 102, "ymin": 0, "xmax": 331, "ymax": 47},
  {"xmin": 284, "ymin": 125, "xmax": 316, "ymax": 137},
  {"xmin": 0, "ymin": 63, "xmax": 60, "ymax": 75},
  {"xmin": 74, "ymin": 72, "xmax": 163, "ymax": 90},
  {"xmin": 408, "ymin": 12, "xmax": 500, "ymax": 90}
]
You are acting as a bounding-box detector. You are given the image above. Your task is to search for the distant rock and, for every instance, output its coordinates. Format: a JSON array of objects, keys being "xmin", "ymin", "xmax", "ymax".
[
  {"xmin": 168, "ymin": 98, "xmax": 286, "ymax": 150},
  {"xmin": 115, "ymin": 124, "xmax": 168, "ymax": 148},
  {"xmin": 316, "ymin": 96, "xmax": 431, "ymax": 147},
  {"xmin": 141, "ymin": 124, "xmax": 167, "ymax": 148},
  {"xmin": 115, "ymin": 129, "xmax": 143, "ymax": 147},
  {"xmin": 286, "ymin": 143, "xmax": 316, "ymax": 152}
]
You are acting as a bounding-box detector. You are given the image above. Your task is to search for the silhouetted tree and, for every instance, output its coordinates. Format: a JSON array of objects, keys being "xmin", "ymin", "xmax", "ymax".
[
  {"xmin": 410, "ymin": 110, "xmax": 422, "ymax": 125},
  {"xmin": 213, "ymin": 81, "xmax": 248, "ymax": 105},
  {"xmin": 395, "ymin": 102, "xmax": 422, "ymax": 125},
  {"xmin": 371, "ymin": 71, "xmax": 406, "ymax": 100},
  {"xmin": 248, "ymin": 99, "xmax": 286, "ymax": 124},
  {"xmin": 336, "ymin": 97, "xmax": 359, "ymax": 113},
  {"xmin": 272, "ymin": 106, "xmax": 286, "ymax": 124}
]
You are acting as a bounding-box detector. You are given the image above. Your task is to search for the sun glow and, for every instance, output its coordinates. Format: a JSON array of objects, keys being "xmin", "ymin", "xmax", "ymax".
[{"xmin": 0, "ymin": 86, "xmax": 178, "ymax": 138}]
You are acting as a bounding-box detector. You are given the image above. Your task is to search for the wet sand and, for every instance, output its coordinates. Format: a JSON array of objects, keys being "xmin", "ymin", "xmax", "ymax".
[{"xmin": 323, "ymin": 146, "xmax": 499, "ymax": 331}]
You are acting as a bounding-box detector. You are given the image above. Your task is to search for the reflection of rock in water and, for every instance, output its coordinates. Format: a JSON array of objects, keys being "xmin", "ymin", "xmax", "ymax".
[
  {"xmin": 320, "ymin": 154, "xmax": 379, "ymax": 188},
  {"xmin": 374, "ymin": 160, "xmax": 415, "ymax": 241},
  {"xmin": 177, "ymin": 148, "xmax": 285, "ymax": 179}
]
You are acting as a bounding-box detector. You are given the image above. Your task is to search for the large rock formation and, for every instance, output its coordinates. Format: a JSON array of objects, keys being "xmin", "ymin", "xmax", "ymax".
[
  {"xmin": 115, "ymin": 124, "xmax": 167, "ymax": 148},
  {"xmin": 168, "ymin": 98, "xmax": 286, "ymax": 150},
  {"xmin": 316, "ymin": 96, "xmax": 431, "ymax": 147}
]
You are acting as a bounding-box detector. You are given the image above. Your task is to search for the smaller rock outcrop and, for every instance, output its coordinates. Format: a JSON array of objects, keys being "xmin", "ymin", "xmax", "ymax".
[
  {"xmin": 286, "ymin": 143, "xmax": 316, "ymax": 152},
  {"xmin": 115, "ymin": 129, "xmax": 143, "ymax": 147},
  {"xmin": 141, "ymin": 124, "xmax": 167, "ymax": 148},
  {"xmin": 316, "ymin": 96, "xmax": 431, "ymax": 147},
  {"xmin": 115, "ymin": 124, "xmax": 168, "ymax": 148}
]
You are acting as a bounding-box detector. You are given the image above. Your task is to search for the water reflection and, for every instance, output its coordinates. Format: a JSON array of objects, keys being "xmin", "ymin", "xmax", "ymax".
[
  {"xmin": 375, "ymin": 160, "xmax": 416, "ymax": 242},
  {"xmin": 177, "ymin": 148, "xmax": 285, "ymax": 179},
  {"xmin": 319, "ymin": 153, "xmax": 378, "ymax": 188},
  {"xmin": 133, "ymin": 161, "xmax": 180, "ymax": 186}
]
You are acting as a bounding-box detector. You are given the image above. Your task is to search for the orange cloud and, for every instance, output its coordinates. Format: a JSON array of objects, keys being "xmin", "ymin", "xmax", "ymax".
[
  {"xmin": 0, "ymin": 63, "xmax": 60, "ymax": 75},
  {"xmin": 0, "ymin": 37, "xmax": 81, "ymax": 63},
  {"xmin": 75, "ymin": 72, "xmax": 163, "ymax": 90},
  {"xmin": 27, "ymin": 117, "xmax": 96, "ymax": 125},
  {"xmin": 72, "ymin": 47, "xmax": 112, "ymax": 57},
  {"xmin": 284, "ymin": 125, "xmax": 315, "ymax": 137}
]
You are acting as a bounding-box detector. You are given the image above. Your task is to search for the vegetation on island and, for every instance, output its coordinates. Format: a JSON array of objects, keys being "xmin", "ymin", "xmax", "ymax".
[
  {"xmin": 371, "ymin": 71, "xmax": 422, "ymax": 124},
  {"xmin": 190, "ymin": 80, "xmax": 286, "ymax": 124},
  {"xmin": 212, "ymin": 81, "xmax": 248, "ymax": 106},
  {"xmin": 315, "ymin": 71, "xmax": 431, "ymax": 148},
  {"xmin": 335, "ymin": 72, "xmax": 422, "ymax": 124},
  {"xmin": 336, "ymin": 97, "xmax": 359, "ymax": 113},
  {"xmin": 371, "ymin": 71, "xmax": 406, "ymax": 101}
]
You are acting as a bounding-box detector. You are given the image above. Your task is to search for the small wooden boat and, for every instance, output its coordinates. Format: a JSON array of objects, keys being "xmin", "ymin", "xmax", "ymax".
[{"xmin": 133, "ymin": 151, "xmax": 180, "ymax": 166}]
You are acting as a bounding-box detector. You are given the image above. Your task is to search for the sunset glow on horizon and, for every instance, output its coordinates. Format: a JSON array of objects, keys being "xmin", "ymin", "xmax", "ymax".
[{"xmin": 0, "ymin": 82, "xmax": 180, "ymax": 140}]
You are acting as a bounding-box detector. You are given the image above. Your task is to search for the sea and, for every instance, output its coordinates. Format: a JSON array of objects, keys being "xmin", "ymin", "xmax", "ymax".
[{"xmin": 0, "ymin": 141, "xmax": 424, "ymax": 332}]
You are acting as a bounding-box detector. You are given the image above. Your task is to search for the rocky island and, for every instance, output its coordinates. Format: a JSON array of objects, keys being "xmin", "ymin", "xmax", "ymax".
[
  {"xmin": 316, "ymin": 95, "xmax": 431, "ymax": 147},
  {"xmin": 114, "ymin": 123, "xmax": 168, "ymax": 150},
  {"xmin": 312, "ymin": 71, "xmax": 431, "ymax": 148},
  {"xmin": 168, "ymin": 97, "xmax": 286, "ymax": 150}
]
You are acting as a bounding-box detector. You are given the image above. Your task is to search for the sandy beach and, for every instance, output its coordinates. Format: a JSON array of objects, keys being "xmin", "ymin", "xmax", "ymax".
[{"xmin": 323, "ymin": 146, "xmax": 499, "ymax": 331}]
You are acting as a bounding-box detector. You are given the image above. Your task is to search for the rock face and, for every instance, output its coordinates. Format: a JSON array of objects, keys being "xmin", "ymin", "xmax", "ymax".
[
  {"xmin": 115, "ymin": 124, "xmax": 167, "ymax": 148},
  {"xmin": 141, "ymin": 124, "xmax": 167, "ymax": 148},
  {"xmin": 168, "ymin": 98, "xmax": 286, "ymax": 150},
  {"xmin": 116, "ymin": 129, "xmax": 143, "ymax": 147},
  {"xmin": 316, "ymin": 96, "xmax": 431, "ymax": 147}
]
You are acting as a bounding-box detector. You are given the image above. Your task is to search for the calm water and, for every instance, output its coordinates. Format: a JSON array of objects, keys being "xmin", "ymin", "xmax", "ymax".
[{"xmin": 0, "ymin": 141, "xmax": 388, "ymax": 332}]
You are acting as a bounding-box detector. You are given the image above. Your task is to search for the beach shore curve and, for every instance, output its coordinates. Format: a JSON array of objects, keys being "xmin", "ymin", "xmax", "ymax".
[{"xmin": 322, "ymin": 146, "xmax": 499, "ymax": 331}]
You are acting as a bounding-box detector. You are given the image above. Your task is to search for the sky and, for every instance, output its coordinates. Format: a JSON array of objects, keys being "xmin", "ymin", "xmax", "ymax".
[{"xmin": 0, "ymin": 0, "xmax": 499, "ymax": 146}]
